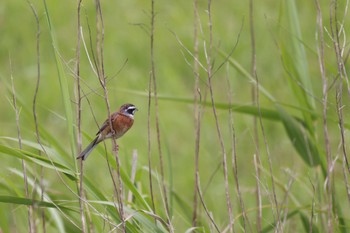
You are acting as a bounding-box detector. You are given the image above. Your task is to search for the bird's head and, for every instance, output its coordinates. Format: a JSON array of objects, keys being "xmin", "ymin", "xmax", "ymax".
[{"xmin": 120, "ymin": 103, "xmax": 138, "ymax": 119}]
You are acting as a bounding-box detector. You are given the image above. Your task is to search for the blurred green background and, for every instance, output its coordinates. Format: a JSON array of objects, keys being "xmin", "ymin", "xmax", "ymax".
[{"xmin": 0, "ymin": 0, "xmax": 349, "ymax": 232}]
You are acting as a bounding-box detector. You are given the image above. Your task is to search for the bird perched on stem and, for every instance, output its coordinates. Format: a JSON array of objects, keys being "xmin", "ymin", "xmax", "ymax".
[{"xmin": 77, "ymin": 103, "xmax": 138, "ymax": 161}]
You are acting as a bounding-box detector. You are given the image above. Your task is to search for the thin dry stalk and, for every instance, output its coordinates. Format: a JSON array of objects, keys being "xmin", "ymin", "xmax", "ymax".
[
  {"xmin": 84, "ymin": 200, "xmax": 95, "ymax": 233},
  {"xmin": 76, "ymin": 0, "xmax": 83, "ymax": 174},
  {"xmin": 254, "ymin": 76, "xmax": 280, "ymax": 231},
  {"xmin": 342, "ymin": 154, "xmax": 350, "ymax": 203},
  {"xmin": 249, "ymin": 18, "xmax": 280, "ymax": 226},
  {"xmin": 314, "ymin": 0, "xmax": 327, "ymax": 169},
  {"xmin": 28, "ymin": 1, "xmax": 41, "ymax": 166},
  {"xmin": 147, "ymin": 73, "xmax": 156, "ymax": 216},
  {"xmin": 150, "ymin": 0, "xmax": 173, "ymax": 230},
  {"xmin": 249, "ymin": 0, "xmax": 262, "ymax": 232},
  {"xmin": 105, "ymin": 143, "xmax": 125, "ymax": 224},
  {"xmin": 226, "ymin": 65, "xmax": 249, "ymax": 232},
  {"xmin": 10, "ymin": 60, "xmax": 35, "ymax": 233},
  {"xmin": 330, "ymin": 2, "xmax": 350, "ymax": 211},
  {"xmin": 331, "ymin": 0, "xmax": 350, "ymax": 175},
  {"xmin": 27, "ymin": 1, "xmax": 45, "ymax": 232},
  {"xmin": 205, "ymin": 0, "xmax": 234, "ymax": 231},
  {"xmin": 193, "ymin": 87, "xmax": 202, "ymax": 227},
  {"xmin": 196, "ymin": 172, "xmax": 221, "ymax": 232},
  {"xmin": 253, "ymin": 155, "xmax": 262, "ymax": 232},
  {"xmin": 192, "ymin": 0, "xmax": 201, "ymax": 227},
  {"xmin": 280, "ymin": 173, "xmax": 294, "ymax": 229},
  {"xmin": 316, "ymin": 0, "xmax": 334, "ymax": 231},
  {"xmin": 94, "ymin": 0, "xmax": 125, "ymax": 231},
  {"xmin": 329, "ymin": 0, "xmax": 347, "ymax": 231},
  {"xmin": 309, "ymin": 178, "xmax": 316, "ymax": 233},
  {"xmin": 75, "ymin": 0, "xmax": 87, "ymax": 232}
]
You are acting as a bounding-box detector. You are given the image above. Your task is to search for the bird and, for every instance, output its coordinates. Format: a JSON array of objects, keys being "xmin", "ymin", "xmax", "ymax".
[{"xmin": 77, "ymin": 103, "xmax": 138, "ymax": 161}]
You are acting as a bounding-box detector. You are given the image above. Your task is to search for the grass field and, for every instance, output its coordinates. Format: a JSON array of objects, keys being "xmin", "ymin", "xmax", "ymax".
[{"xmin": 0, "ymin": 0, "xmax": 350, "ymax": 232}]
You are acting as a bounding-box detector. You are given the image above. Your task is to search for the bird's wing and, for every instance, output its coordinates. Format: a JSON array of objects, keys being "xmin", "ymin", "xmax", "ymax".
[{"xmin": 96, "ymin": 112, "xmax": 119, "ymax": 135}]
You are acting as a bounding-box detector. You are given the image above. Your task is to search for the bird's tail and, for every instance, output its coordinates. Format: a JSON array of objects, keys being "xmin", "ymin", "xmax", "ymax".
[{"xmin": 77, "ymin": 136, "xmax": 101, "ymax": 160}]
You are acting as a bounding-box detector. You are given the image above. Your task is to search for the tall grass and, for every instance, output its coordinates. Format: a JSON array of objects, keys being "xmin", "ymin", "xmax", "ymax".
[{"xmin": 0, "ymin": 0, "xmax": 349, "ymax": 232}]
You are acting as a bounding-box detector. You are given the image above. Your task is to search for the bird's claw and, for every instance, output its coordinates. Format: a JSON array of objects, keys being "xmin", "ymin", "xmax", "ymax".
[{"xmin": 113, "ymin": 144, "xmax": 119, "ymax": 152}]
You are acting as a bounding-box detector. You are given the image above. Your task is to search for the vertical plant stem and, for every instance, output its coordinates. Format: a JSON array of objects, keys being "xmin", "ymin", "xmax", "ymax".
[
  {"xmin": 309, "ymin": 179, "xmax": 316, "ymax": 233},
  {"xmin": 316, "ymin": 0, "xmax": 333, "ymax": 231},
  {"xmin": 249, "ymin": 0, "xmax": 262, "ymax": 232},
  {"xmin": 314, "ymin": 0, "xmax": 330, "ymax": 231},
  {"xmin": 147, "ymin": 73, "xmax": 156, "ymax": 216},
  {"xmin": 196, "ymin": 172, "xmax": 221, "ymax": 232},
  {"xmin": 193, "ymin": 89, "xmax": 202, "ymax": 227},
  {"xmin": 331, "ymin": 0, "xmax": 350, "ymax": 175},
  {"xmin": 10, "ymin": 61, "xmax": 35, "ymax": 233},
  {"xmin": 329, "ymin": 0, "xmax": 348, "ymax": 231},
  {"xmin": 112, "ymin": 144, "xmax": 125, "ymax": 232},
  {"xmin": 95, "ymin": 0, "xmax": 125, "ymax": 231},
  {"xmin": 150, "ymin": 0, "xmax": 173, "ymax": 230},
  {"xmin": 258, "ymin": 90, "xmax": 280, "ymax": 231},
  {"xmin": 280, "ymin": 175, "xmax": 294, "ymax": 229},
  {"xmin": 331, "ymin": 0, "xmax": 350, "ymax": 230},
  {"xmin": 253, "ymin": 60, "xmax": 280, "ymax": 232},
  {"xmin": 192, "ymin": 0, "xmax": 201, "ymax": 227},
  {"xmin": 26, "ymin": 1, "xmax": 44, "ymax": 232},
  {"xmin": 226, "ymin": 65, "xmax": 248, "ymax": 232},
  {"xmin": 75, "ymin": 0, "xmax": 87, "ymax": 232},
  {"xmin": 250, "ymin": 13, "xmax": 281, "ymax": 227},
  {"xmin": 253, "ymin": 155, "xmax": 261, "ymax": 232},
  {"xmin": 342, "ymin": 155, "xmax": 350, "ymax": 203},
  {"xmin": 205, "ymin": 0, "xmax": 234, "ymax": 232}
]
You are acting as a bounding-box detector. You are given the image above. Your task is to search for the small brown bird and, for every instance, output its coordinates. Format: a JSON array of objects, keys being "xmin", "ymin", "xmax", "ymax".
[{"xmin": 77, "ymin": 103, "xmax": 138, "ymax": 160}]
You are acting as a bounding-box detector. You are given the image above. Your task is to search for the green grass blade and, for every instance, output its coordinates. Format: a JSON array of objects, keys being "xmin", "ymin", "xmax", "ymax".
[
  {"xmin": 120, "ymin": 90, "xmax": 350, "ymax": 129},
  {"xmin": 276, "ymin": 106, "xmax": 321, "ymax": 167},
  {"xmin": 279, "ymin": 0, "xmax": 315, "ymax": 134},
  {"xmin": 0, "ymin": 195, "xmax": 73, "ymax": 211},
  {"xmin": 299, "ymin": 212, "xmax": 320, "ymax": 233},
  {"xmin": 285, "ymin": 0, "xmax": 313, "ymax": 102},
  {"xmin": 0, "ymin": 144, "xmax": 76, "ymax": 180},
  {"xmin": 333, "ymin": 193, "xmax": 347, "ymax": 233},
  {"xmin": 172, "ymin": 190, "xmax": 193, "ymax": 224}
]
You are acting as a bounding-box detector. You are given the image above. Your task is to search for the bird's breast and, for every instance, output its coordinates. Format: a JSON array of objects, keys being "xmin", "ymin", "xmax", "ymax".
[{"xmin": 112, "ymin": 114, "xmax": 134, "ymax": 138}]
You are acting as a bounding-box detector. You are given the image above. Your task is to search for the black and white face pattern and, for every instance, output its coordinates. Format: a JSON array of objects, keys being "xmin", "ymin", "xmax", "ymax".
[{"xmin": 121, "ymin": 104, "xmax": 138, "ymax": 119}]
